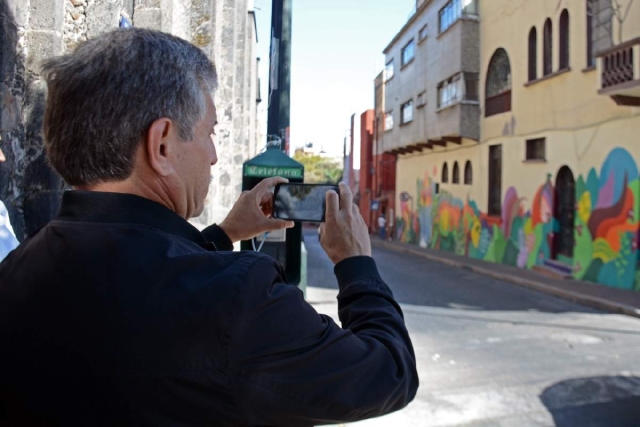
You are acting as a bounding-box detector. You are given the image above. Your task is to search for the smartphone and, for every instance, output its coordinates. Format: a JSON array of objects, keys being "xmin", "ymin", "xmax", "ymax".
[{"xmin": 273, "ymin": 183, "xmax": 339, "ymax": 222}]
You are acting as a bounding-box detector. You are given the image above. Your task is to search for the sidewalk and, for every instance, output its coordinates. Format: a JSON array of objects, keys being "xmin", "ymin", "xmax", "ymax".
[{"xmin": 371, "ymin": 237, "xmax": 640, "ymax": 319}]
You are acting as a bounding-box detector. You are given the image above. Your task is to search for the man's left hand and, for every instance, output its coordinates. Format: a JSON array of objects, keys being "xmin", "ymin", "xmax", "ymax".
[{"xmin": 219, "ymin": 177, "xmax": 295, "ymax": 243}]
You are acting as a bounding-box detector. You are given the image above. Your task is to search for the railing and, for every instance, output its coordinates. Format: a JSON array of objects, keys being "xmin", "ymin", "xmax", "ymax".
[
  {"xmin": 485, "ymin": 90, "xmax": 511, "ymax": 117},
  {"xmin": 601, "ymin": 46, "xmax": 635, "ymax": 88}
]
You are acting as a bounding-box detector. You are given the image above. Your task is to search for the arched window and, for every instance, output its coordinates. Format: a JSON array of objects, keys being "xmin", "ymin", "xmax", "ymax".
[
  {"xmin": 452, "ymin": 162, "xmax": 460, "ymax": 184},
  {"xmin": 528, "ymin": 27, "xmax": 537, "ymax": 81},
  {"xmin": 559, "ymin": 10, "xmax": 570, "ymax": 70},
  {"xmin": 543, "ymin": 18, "xmax": 553, "ymax": 75},
  {"xmin": 485, "ymin": 48, "xmax": 512, "ymax": 117},
  {"xmin": 442, "ymin": 162, "xmax": 449, "ymax": 183},
  {"xmin": 464, "ymin": 161, "xmax": 473, "ymax": 184}
]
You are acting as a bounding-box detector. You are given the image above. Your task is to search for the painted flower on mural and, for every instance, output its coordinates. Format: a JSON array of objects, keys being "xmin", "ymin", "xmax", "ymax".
[{"xmin": 397, "ymin": 147, "xmax": 640, "ymax": 291}]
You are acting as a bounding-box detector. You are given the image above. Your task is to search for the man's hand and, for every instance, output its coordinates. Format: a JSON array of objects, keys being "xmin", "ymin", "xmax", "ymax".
[
  {"xmin": 220, "ymin": 177, "xmax": 294, "ymax": 243},
  {"xmin": 319, "ymin": 183, "xmax": 372, "ymax": 264}
]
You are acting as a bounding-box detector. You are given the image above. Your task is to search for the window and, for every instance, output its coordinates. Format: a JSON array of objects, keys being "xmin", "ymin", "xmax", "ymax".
[
  {"xmin": 488, "ymin": 145, "xmax": 503, "ymax": 216},
  {"xmin": 543, "ymin": 18, "xmax": 553, "ymax": 76},
  {"xmin": 439, "ymin": 0, "xmax": 459, "ymax": 33},
  {"xmin": 385, "ymin": 60, "xmax": 395, "ymax": 81},
  {"xmin": 417, "ymin": 91, "xmax": 427, "ymax": 107},
  {"xmin": 438, "ymin": 74, "xmax": 461, "ymax": 108},
  {"xmin": 559, "ymin": 9, "xmax": 570, "ymax": 70},
  {"xmin": 528, "ymin": 27, "xmax": 537, "ymax": 81},
  {"xmin": 419, "ymin": 25, "xmax": 428, "ymax": 42},
  {"xmin": 464, "ymin": 72, "xmax": 479, "ymax": 101},
  {"xmin": 401, "ymin": 100, "xmax": 414, "ymax": 124},
  {"xmin": 439, "ymin": 0, "xmax": 477, "ymax": 33},
  {"xmin": 485, "ymin": 48, "xmax": 512, "ymax": 117},
  {"xmin": 526, "ymin": 138, "xmax": 546, "ymax": 160},
  {"xmin": 452, "ymin": 162, "xmax": 460, "ymax": 184},
  {"xmin": 442, "ymin": 162, "xmax": 449, "ymax": 183},
  {"xmin": 464, "ymin": 161, "xmax": 472, "ymax": 184},
  {"xmin": 586, "ymin": 0, "xmax": 594, "ymax": 67},
  {"xmin": 401, "ymin": 40, "xmax": 415, "ymax": 66},
  {"xmin": 384, "ymin": 111, "xmax": 394, "ymax": 130}
]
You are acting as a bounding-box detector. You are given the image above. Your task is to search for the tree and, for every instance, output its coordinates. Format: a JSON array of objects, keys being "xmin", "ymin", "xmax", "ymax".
[{"xmin": 292, "ymin": 152, "xmax": 343, "ymax": 184}]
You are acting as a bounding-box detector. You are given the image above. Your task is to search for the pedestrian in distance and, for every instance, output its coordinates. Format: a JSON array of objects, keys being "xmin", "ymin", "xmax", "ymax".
[
  {"xmin": 0, "ymin": 28, "xmax": 418, "ymax": 426},
  {"xmin": 378, "ymin": 213, "xmax": 387, "ymax": 240}
]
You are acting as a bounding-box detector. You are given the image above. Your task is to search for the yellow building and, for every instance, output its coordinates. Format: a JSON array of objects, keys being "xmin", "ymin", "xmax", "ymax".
[{"xmin": 395, "ymin": 0, "xmax": 640, "ymax": 290}]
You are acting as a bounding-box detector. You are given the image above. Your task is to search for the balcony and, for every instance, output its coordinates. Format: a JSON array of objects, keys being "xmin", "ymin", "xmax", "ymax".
[{"xmin": 597, "ymin": 37, "xmax": 640, "ymax": 106}]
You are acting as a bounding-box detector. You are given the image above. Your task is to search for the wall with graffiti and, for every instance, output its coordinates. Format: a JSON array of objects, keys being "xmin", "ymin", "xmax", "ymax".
[{"xmin": 396, "ymin": 147, "xmax": 640, "ymax": 291}]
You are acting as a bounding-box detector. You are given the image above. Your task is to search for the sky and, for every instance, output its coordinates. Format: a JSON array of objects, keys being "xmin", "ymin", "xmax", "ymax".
[{"xmin": 253, "ymin": 0, "xmax": 416, "ymax": 157}]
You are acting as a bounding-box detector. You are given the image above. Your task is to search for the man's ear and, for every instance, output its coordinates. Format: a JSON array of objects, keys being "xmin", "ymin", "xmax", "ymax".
[{"xmin": 145, "ymin": 118, "xmax": 176, "ymax": 177}]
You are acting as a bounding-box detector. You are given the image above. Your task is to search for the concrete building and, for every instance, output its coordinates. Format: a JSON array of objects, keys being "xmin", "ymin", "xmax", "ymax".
[
  {"xmin": 0, "ymin": 0, "xmax": 261, "ymax": 240},
  {"xmin": 382, "ymin": 0, "xmax": 480, "ymax": 245},
  {"xmin": 396, "ymin": 0, "xmax": 640, "ymax": 291}
]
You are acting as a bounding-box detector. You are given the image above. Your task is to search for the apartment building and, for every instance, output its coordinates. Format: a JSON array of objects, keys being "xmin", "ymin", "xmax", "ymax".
[{"xmin": 396, "ymin": 0, "xmax": 640, "ymax": 291}]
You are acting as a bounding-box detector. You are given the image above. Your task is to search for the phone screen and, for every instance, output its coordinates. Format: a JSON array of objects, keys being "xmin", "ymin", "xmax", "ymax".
[{"xmin": 273, "ymin": 184, "xmax": 338, "ymax": 222}]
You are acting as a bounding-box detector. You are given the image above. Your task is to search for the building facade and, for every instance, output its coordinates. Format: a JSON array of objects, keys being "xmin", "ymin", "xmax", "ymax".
[
  {"xmin": 381, "ymin": 0, "xmax": 480, "ymax": 245},
  {"xmin": 395, "ymin": 0, "xmax": 640, "ymax": 291},
  {"xmin": 0, "ymin": 0, "xmax": 261, "ymax": 240}
]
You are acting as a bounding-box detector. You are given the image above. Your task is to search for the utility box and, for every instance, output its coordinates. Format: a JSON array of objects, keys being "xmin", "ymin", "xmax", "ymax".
[{"xmin": 241, "ymin": 144, "xmax": 304, "ymax": 286}]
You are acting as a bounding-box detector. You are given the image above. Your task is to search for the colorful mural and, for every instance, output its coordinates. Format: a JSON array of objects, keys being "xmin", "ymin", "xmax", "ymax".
[{"xmin": 396, "ymin": 148, "xmax": 640, "ymax": 291}]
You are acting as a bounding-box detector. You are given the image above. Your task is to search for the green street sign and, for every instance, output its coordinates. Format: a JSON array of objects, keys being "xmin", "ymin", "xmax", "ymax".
[{"xmin": 244, "ymin": 165, "xmax": 303, "ymax": 178}]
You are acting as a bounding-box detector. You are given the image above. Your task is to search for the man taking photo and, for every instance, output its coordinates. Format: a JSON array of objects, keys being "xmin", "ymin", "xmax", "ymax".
[{"xmin": 0, "ymin": 28, "xmax": 418, "ymax": 426}]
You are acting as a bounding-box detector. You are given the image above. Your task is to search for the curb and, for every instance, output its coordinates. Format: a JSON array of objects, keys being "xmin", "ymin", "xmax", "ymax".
[{"xmin": 372, "ymin": 239, "xmax": 640, "ymax": 319}]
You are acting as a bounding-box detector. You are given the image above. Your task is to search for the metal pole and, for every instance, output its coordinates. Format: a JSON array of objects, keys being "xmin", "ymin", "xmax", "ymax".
[{"xmin": 267, "ymin": 0, "xmax": 292, "ymax": 153}]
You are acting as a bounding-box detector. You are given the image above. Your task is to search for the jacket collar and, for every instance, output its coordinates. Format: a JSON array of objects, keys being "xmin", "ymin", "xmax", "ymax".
[{"xmin": 56, "ymin": 191, "xmax": 209, "ymax": 249}]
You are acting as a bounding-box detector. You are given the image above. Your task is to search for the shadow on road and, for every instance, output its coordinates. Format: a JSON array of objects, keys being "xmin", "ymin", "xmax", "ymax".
[{"xmin": 540, "ymin": 376, "xmax": 640, "ymax": 427}]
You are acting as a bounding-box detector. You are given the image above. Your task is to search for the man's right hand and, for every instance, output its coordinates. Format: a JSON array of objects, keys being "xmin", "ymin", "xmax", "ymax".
[{"xmin": 319, "ymin": 183, "xmax": 372, "ymax": 265}]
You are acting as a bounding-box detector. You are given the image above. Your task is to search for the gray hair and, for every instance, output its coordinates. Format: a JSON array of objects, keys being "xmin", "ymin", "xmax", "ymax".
[{"xmin": 41, "ymin": 28, "xmax": 218, "ymax": 186}]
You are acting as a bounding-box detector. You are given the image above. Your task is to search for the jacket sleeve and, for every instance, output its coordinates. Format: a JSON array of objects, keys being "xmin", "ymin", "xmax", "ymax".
[
  {"xmin": 227, "ymin": 255, "xmax": 419, "ymax": 426},
  {"xmin": 201, "ymin": 224, "xmax": 234, "ymax": 251}
]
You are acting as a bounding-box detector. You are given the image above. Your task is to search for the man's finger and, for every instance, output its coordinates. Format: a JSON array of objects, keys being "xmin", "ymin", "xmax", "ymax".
[
  {"xmin": 339, "ymin": 182, "xmax": 353, "ymax": 211},
  {"xmin": 325, "ymin": 190, "xmax": 339, "ymax": 221},
  {"xmin": 264, "ymin": 218, "xmax": 294, "ymax": 231},
  {"xmin": 259, "ymin": 192, "xmax": 272, "ymax": 206},
  {"xmin": 253, "ymin": 177, "xmax": 288, "ymax": 194}
]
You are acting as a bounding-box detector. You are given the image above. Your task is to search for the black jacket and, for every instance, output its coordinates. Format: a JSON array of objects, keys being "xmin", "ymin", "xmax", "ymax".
[{"xmin": 0, "ymin": 191, "xmax": 418, "ymax": 426}]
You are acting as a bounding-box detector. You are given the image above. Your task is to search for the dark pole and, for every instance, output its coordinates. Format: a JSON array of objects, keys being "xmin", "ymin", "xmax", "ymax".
[{"xmin": 267, "ymin": 0, "xmax": 292, "ymax": 153}]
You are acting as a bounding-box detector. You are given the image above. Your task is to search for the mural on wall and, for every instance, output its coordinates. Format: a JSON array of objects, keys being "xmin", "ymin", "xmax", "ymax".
[{"xmin": 396, "ymin": 148, "xmax": 640, "ymax": 291}]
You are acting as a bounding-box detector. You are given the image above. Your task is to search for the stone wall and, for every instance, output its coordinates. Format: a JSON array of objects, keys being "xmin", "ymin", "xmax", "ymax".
[{"xmin": 0, "ymin": 0, "xmax": 260, "ymax": 239}]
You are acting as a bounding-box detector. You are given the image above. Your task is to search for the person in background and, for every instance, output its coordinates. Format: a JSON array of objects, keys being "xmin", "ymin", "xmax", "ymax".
[
  {"xmin": 0, "ymin": 148, "xmax": 19, "ymax": 262},
  {"xmin": 378, "ymin": 213, "xmax": 387, "ymax": 240}
]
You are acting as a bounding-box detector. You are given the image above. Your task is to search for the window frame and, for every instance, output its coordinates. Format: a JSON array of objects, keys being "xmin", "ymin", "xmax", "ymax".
[
  {"xmin": 417, "ymin": 90, "xmax": 427, "ymax": 108},
  {"xmin": 525, "ymin": 138, "xmax": 546, "ymax": 161},
  {"xmin": 559, "ymin": 9, "xmax": 570, "ymax": 70},
  {"xmin": 384, "ymin": 110, "xmax": 394, "ymax": 131},
  {"xmin": 419, "ymin": 24, "xmax": 428, "ymax": 42},
  {"xmin": 385, "ymin": 59, "xmax": 395, "ymax": 82},
  {"xmin": 528, "ymin": 27, "xmax": 538, "ymax": 81},
  {"xmin": 452, "ymin": 161, "xmax": 460, "ymax": 184},
  {"xmin": 488, "ymin": 145, "xmax": 503, "ymax": 216},
  {"xmin": 464, "ymin": 160, "xmax": 473, "ymax": 185},
  {"xmin": 437, "ymin": 73, "xmax": 462, "ymax": 109},
  {"xmin": 543, "ymin": 18, "xmax": 553, "ymax": 76},
  {"xmin": 586, "ymin": 0, "xmax": 595, "ymax": 67},
  {"xmin": 485, "ymin": 48, "xmax": 512, "ymax": 117},
  {"xmin": 401, "ymin": 39, "xmax": 416, "ymax": 67},
  {"xmin": 400, "ymin": 100, "xmax": 414, "ymax": 125}
]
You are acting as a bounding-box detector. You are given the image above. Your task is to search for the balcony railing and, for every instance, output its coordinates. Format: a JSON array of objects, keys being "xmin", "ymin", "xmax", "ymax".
[
  {"xmin": 485, "ymin": 90, "xmax": 511, "ymax": 117},
  {"xmin": 597, "ymin": 37, "xmax": 640, "ymax": 106}
]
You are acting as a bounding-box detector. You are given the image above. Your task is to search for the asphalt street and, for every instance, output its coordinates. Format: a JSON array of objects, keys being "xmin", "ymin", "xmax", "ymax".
[{"xmin": 303, "ymin": 229, "xmax": 640, "ymax": 427}]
